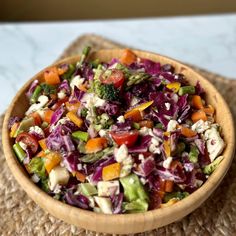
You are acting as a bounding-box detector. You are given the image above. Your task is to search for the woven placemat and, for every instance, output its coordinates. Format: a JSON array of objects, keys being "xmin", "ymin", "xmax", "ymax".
[{"xmin": 1, "ymin": 34, "xmax": 236, "ymax": 236}]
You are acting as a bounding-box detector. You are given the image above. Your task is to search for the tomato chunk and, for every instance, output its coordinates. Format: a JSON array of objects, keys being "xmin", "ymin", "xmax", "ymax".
[
  {"xmin": 16, "ymin": 132, "xmax": 39, "ymax": 154},
  {"xmin": 111, "ymin": 130, "xmax": 139, "ymax": 147},
  {"xmin": 101, "ymin": 69, "xmax": 124, "ymax": 88}
]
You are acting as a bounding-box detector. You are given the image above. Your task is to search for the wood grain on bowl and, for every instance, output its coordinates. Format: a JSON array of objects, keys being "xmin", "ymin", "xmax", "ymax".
[{"xmin": 2, "ymin": 49, "xmax": 235, "ymax": 234}]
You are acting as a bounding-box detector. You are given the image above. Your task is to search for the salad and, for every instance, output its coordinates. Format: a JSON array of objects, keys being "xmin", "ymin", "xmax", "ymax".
[{"xmin": 9, "ymin": 48, "xmax": 225, "ymax": 214}]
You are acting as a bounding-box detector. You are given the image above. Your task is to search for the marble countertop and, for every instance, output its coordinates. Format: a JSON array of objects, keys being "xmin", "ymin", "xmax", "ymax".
[{"xmin": 0, "ymin": 14, "xmax": 236, "ymax": 114}]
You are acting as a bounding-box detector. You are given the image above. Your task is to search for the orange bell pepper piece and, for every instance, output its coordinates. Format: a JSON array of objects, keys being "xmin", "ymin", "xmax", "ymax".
[
  {"xmin": 44, "ymin": 67, "xmax": 61, "ymax": 85},
  {"xmin": 165, "ymin": 180, "xmax": 174, "ymax": 193},
  {"xmin": 124, "ymin": 101, "xmax": 153, "ymax": 122},
  {"xmin": 44, "ymin": 152, "xmax": 61, "ymax": 173},
  {"xmin": 43, "ymin": 109, "xmax": 54, "ymax": 124},
  {"xmin": 163, "ymin": 140, "xmax": 171, "ymax": 157},
  {"xmin": 85, "ymin": 137, "xmax": 108, "ymax": 154},
  {"xmin": 65, "ymin": 102, "xmax": 81, "ymax": 113},
  {"xmin": 10, "ymin": 122, "xmax": 19, "ymax": 138},
  {"xmin": 124, "ymin": 109, "xmax": 143, "ymax": 122},
  {"xmin": 102, "ymin": 163, "xmax": 121, "ymax": 181},
  {"xmin": 139, "ymin": 120, "xmax": 154, "ymax": 128},
  {"xmin": 36, "ymin": 150, "xmax": 46, "ymax": 157},
  {"xmin": 78, "ymin": 83, "xmax": 88, "ymax": 92},
  {"xmin": 30, "ymin": 112, "xmax": 42, "ymax": 126},
  {"xmin": 75, "ymin": 171, "xmax": 86, "ymax": 182},
  {"xmin": 203, "ymin": 105, "xmax": 214, "ymax": 115},
  {"xmin": 192, "ymin": 95, "xmax": 204, "ymax": 109},
  {"xmin": 38, "ymin": 139, "xmax": 48, "ymax": 151},
  {"xmin": 120, "ymin": 49, "xmax": 137, "ymax": 66},
  {"xmin": 180, "ymin": 126, "xmax": 197, "ymax": 137},
  {"xmin": 191, "ymin": 110, "xmax": 207, "ymax": 123},
  {"xmin": 66, "ymin": 111, "xmax": 83, "ymax": 128}
]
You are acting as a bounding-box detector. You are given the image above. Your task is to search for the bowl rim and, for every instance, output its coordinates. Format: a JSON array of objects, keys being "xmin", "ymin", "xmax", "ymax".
[{"xmin": 2, "ymin": 49, "xmax": 235, "ymax": 234}]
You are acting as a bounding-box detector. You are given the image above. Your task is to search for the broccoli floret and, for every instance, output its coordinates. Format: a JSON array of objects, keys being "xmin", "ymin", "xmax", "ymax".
[
  {"xmin": 91, "ymin": 65, "xmax": 119, "ymax": 101},
  {"xmin": 80, "ymin": 107, "xmax": 88, "ymax": 118},
  {"xmin": 95, "ymin": 83, "xmax": 119, "ymax": 101}
]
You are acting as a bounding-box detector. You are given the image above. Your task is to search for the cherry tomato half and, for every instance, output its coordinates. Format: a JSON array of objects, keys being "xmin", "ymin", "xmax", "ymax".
[
  {"xmin": 16, "ymin": 132, "xmax": 39, "ymax": 154},
  {"xmin": 101, "ymin": 69, "xmax": 124, "ymax": 88},
  {"xmin": 110, "ymin": 130, "xmax": 139, "ymax": 147}
]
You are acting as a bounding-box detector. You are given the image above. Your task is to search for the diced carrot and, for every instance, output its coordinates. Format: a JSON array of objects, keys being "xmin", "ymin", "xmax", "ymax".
[
  {"xmin": 43, "ymin": 109, "xmax": 54, "ymax": 124},
  {"xmin": 124, "ymin": 109, "xmax": 142, "ymax": 122},
  {"xmin": 165, "ymin": 180, "xmax": 174, "ymax": 193},
  {"xmin": 38, "ymin": 139, "xmax": 47, "ymax": 151},
  {"xmin": 139, "ymin": 120, "xmax": 154, "ymax": 128},
  {"xmin": 44, "ymin": 67, "xmax": 61, "ymax": 85},
  {"xmin": 44, "ymin": 152, "xmax": 61, "ymax": 173},
  {"xmin": 180, "ymin": 126, "xmax": 197, "ymax": 137},
  {"xmin": 10, "ymin": 122, "xmax": 19, "ymax": 138},
  {"xmin": 120, "ymin": 49, "xmax": 137, "ymax": 66},
  {"xmin": 78, "ymin": 83, "xmax": 88, "ymax": 92},
  {"xmin": 36, "ymin": 150, "xmax": 46, "ymax": 157},
  {"xmin": 30, "ymin": 112, "xmax": 42, "ymax": 126},
  {"xmin": 75, "ymin": 171, "xmax": 86, "ymax": 182},
  {"xmin": 102, "ymin": 163, "xmax": 121, "ymax": 181},
  {"xmin": 85, "ymin": 137, "xmax": 108, "ymax": 154},
  {"xmin": 66, "ymin": 111, "xmax": 83, "ymax": 128},
  {"xmin": 65, "ymin": 102, "xmax": 81, "ymax": 113},
  {"xmin": 203, "ymin": 105, "xmax": 214, "ymax": 115},
  {"xmin": 192, "ymin": 95, "xmax": 204, "ymax": 109},
  {"xmin": 163, "ymin": 140, "xmax": 171, "ymax": 157},
  {"xmin": 191, "ymin": 110, "xmax": 207, "ymax": 123},
  {"xmin": 166, "ymin": 82, "xmax": 181, "ymax": 93}
]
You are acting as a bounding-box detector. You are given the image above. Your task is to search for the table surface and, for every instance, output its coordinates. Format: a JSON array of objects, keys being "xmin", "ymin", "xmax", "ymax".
[{"xmin": 0, "ymin": 14, "xmax": 236, "ymax": 114}]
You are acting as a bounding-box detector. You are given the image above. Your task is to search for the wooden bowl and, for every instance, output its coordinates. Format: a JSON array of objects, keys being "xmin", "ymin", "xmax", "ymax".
[{"xmin": 2, "ymin": 49, "xmax": 235, "ymax": 234}]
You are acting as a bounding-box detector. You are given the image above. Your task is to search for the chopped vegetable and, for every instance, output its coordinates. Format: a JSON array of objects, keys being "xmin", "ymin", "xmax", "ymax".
[
  {"xmin": 28, "ymin": 157, "xmax": 47, "ymax": 179},
  {"xmin": 124, "ymin": 109, "xmax": 142, "ymax": 122},
  {"xmin": 66, "ymin": 111, "xmax": 83, "ymax": 128},
  {"xmin": 120, "ymin": 174, "xmax": 149, "ymax": 202},
  {"xmin": 203, "ymin": 156, "xmax": 224, "ymax": 174},
  {"xmin": 72, "ymin": 131, "xmax": 89, "ymax": 142},
  {"xmin": 120, "ymin": 49, "xmax": 137, "ymax": 65},
  {"xmin": 102, "ymin": 163, "xmax": 121, "ymax": 181},
  {"xmin": 178, "ymin": 86, "xmax": 195, "ymax": 96},
  {"xmin": 189, "ymin": 145, "xmax": 199, "ymax": 163},
  {"xmin": 191, "ymin": 110, "xmax": 207, "ymax": 123},
  {"xmin": 180, "ymin": 126, "xmax": 197, "ymax": 137},
  {"xmin": 39, "ymin": 139, "xmax": 48, "ymax": 151},
  {"xmin": 192, "ymin": 95, "xmax": 203, "ymax": 109},
  {"xmin": 44, "ymin": 67, "xmax": 61, "ymax": 85},
  {"xmin": 30, "ymin": 85, "xmax": 42, "ymax": 104},
  {"xmin": 44, "ymin": 152, "xmax": 61, "ymax": 173},
  {"xmin": 166, "ymin": 82, "xmax": 181, "ymax": 92},
  {"xmin": 85, "ymin": 137, "xmax": 108, "ymax": 153},
  {"xmin": 79, "ymin": 183, "xmax": 98, "ymax": 196},
  {"xmin": 13, "ymin": 143, "xmax": 26, "ymax": 162}
]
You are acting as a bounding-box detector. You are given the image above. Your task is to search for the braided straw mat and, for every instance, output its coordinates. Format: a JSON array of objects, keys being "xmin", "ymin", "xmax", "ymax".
[{"xmin": 1, "ymin": 34, "xmax": 236, "ymax": 236}]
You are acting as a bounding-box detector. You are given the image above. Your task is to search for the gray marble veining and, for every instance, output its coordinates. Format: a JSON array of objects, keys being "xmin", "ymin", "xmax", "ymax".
[{"xmin": 0, "ymin": 14, "xmax": 236, "ymax": 114}]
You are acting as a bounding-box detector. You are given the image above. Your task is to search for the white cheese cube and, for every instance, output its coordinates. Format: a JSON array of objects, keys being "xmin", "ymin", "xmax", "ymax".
[{"xmin": 204, "ymin": 126, "xmax": 225, "ymax": 162}]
